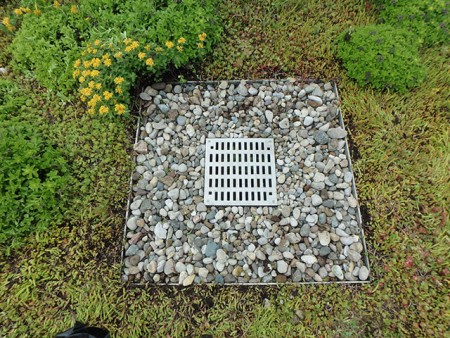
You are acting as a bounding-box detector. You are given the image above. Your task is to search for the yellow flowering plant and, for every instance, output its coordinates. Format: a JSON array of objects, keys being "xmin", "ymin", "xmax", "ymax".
[
  {"xmin": 6, "ymin": 0, "xmax": 222, "ymax": 115},
  {"xmin": 73, "ymin": 29, "xmax": 217, "ymax": 116}
]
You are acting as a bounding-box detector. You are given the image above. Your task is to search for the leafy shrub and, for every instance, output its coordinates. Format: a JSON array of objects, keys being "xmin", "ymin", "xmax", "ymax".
[
  {"xmin": 9, "ymin": 4, "xmax": 90, "ymax": 96},
  {"xmin": 0, "ymin": 78, "xmax": 28, "ymax": 115},
  {"xmin": 338, "ymin": 24, "xmax": 425, "ymax": 93},
  {"xmin": 6, "ymin": 0, "xmax": 222, "ymax": 109},
  {"xmin": 0, "ymin": 105, "xmax": 71, "ymax": 250},
  {"xmin": 378, "ymin": 0, "xmax": 450, "ymax": 47}
]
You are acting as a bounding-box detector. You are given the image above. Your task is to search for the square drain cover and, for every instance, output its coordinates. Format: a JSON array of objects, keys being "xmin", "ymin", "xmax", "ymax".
[{"xmin": 204, "ymin": 138, "xmax": 277, "ymax": 206}]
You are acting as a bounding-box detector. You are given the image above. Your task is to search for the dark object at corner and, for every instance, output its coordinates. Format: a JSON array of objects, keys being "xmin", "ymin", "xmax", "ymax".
[{"xmin": 55, "ymin": 321, "xmax": 110, "ymax": 338}]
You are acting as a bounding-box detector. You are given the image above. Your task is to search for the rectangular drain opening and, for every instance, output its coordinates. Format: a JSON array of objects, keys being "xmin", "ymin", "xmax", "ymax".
[{"xmin": 204, "ymin": 138, "xmax": 277, "ymax": 206}]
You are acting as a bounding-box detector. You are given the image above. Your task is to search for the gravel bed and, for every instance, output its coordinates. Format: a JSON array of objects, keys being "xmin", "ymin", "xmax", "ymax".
[{"xmin": 122, "ymin": 79, "xmax": 370, "ymax": 285}]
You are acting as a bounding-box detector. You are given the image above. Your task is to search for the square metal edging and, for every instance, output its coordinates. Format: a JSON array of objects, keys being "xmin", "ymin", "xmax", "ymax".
[{"xmin": 122, "ymin": 79, "xmax": 371, "ymax": 286}]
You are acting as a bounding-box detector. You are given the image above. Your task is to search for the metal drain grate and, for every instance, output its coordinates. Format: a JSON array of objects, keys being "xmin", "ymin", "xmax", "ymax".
[{"xmin": 204, "ymin": 138, "xmax": 277, "ymax": 206}]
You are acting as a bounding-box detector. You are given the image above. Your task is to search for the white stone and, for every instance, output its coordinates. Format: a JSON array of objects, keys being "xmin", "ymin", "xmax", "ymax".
[
  {"xmin": 358, "ymin": 266, "xmax": 369, "ymax": 281},
  {"xmin": 186, "ymin": 124, "xmax": 195, "ymax": 137},
  {"xmin": 276, "ymin": 260, "xmax": 288, "ymax": 274},
  {"xmin": 182, "ymin": 274, "xmax": 195, "ymax": 286},
  {"xmin": 303, "ymin": 116, "xmax": 313, "ymax": 126},
  {"xmin": 126, "ymin": 217, "xmax": 138, "ymax": 230},
  {"xmin": 332, "ymin": 265, "xmax": 344, "ymax": 280},
  {"xmin": 154, "ymin": 223, "xmax": 167, "ymax": 239},
  {"xmin": 215, "ymin": 210, "xmax": 224, "ymax": 220},
  {"xmin": 301, "ymin": 255, "xmax": 317, "ymax": 265},
  {"xmin": 311, "ymin": 195, "xmax": 323, "ymax": 206},
  {"xmin": 265, "ymin": 110, "xmax": 274, "ymax": 123},
  {"xmin": 348, "ymin": 196, "xmax": 358, "ymax": 208},
  {"xmin": 318, "ymin": 231, "xmax": 331, "ymax": 246},
  {"xmin": 279, "ymin": 118, "xmax": 290, "ymax": 129},
  {"xmin": 198, "ymin": 267, "xmax": 209, "ymax": 279}
]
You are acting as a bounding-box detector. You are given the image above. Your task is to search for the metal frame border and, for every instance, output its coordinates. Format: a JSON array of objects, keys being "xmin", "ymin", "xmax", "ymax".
[{"xmin": 122, "ymin": 79, "xmax": 371, "ymax": 286}]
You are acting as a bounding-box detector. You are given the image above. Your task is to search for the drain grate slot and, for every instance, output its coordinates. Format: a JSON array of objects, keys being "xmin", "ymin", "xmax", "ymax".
[{"xmin": 204, "ymin": 138, "xmax": 277, "ymax": 206}]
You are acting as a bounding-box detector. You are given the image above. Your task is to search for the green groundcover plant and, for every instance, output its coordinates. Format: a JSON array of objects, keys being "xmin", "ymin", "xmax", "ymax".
[
  {"xmin": 3, "ymin": 0, "xmax": 222, "ymax": 114},
  {"xmin": 0, "ymin": 80, "xmax": 71, "ymax": 251},
  {"xmin": 338, "ymin": 24, "xmax": 425, "ymax": 93},
  {"xmin": 377, "ymin": 0, "xmax": 450, "ymax": 47}
]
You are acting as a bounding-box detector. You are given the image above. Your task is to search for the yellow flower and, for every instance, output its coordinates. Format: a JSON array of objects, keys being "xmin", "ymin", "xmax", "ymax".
[
  {"xmin": 125, "ymin": 41, "xmax": 139, "ymax": 52},
  {"xmin": 87, "ymin": 108, "xmax": 95, "ymax": 114},
  {"xmin": 114, "ymin": 77, "xmax": 124, "ymax": 85},
  {"xmin": 95, "ymin": 83, "xmax": 102, "ymax": 89},
  {"xmin": 71, "ymin": 5, "xmax": 78, "ymax": 13},
  {"xmin": 103, "ymin": 58, "xmax": 112, "ymax": 67},
  {"xmin": 92, "ymin": 49, "xmax": 98, "ymax": 54},
  {"xmin": 72, "ymin": 69, "xmax": 80, "ymax": 78},
  {"xmin": 33, "ymin": 9, "xmax": 41, "ymax": 15},
  {"xmin": 102, "ymin": 53, "xmax": 110, "ymax": 60},
  {"xmin": 103, "ymin": 91, "xmax": 113, "ymax": 100},
  {"xmin": 123, "ymin": 38, "xmax": 132, "ymax": 45},
  {"xmin": 14, "ymin": 8, "xmax": 23, "ymax": 15},
  {"xmin": 176, "ymin": 46, "xmax": 183, "ymax": 52},
  {"xmin": 197, "ymin": 42, "xmax": 204, "ymax": 49},
  {"xmin": 74, "ymin": 59, "xmax": 81, "ymax": 68},
  {"xmin": 90, "ymin": 70, "xmax": 100, "ymax": 77},
  {"xmin": 114, "ymin": 52, "xmax": 123, "ymax": 58},
  {"xmin": 54, "ymin": 1, "xmax": 61, "ymax": 8},
  {"xmin": 145, "ymin": 58, "xmax": 155, "ymax": 67},
  {"xmin": 99, "ymin": 105, "xmax": 109, "ymax": 114},
  {"xmin": 94, "ymin": 39, "xmax": 101, "ymax": 46},
  {"xmin": 144, "ymin": 44, "xmax": 151, "ymax": 51},
  {"xmin": 115, "ymin": 86, "xmax": 123, "ymax": 94},
  {"xmin": 87, "ymin": 98, "xmax": 97, "ymax": 107},
  {"xmin": 88, "ymin": 94, "xmax": 101, "ymax": 107},
  {"xmin": 79, "ymin": 76, "xmax": 85, "ymax": 83},
  {"xmin": 2, "ymin": 17, "xmax": 13, "ymax": 31},
  {"xmin": 178, "ymin": 37, "xmax": 186, "ymax": 44},
  {"xmin": 83, "ymin": 60, "xmax": 91, "ymax": 68},
  {"xmin": 155, "ymin": 47, "xmax": 163, "ymax": 52},
  {"xmin": 80, "ymin": 87, "xmax": 92, "ymax": 96},
  {"xmin": 91, "ymin": 58, "xmax": 101, "ymax": 67},
  {"xmin": 165, "ymin": 41, "xmax": 174, "ymax": 49},
  {"xmin": 115, "ymin": 104, "xmax": 126, "ymax": 115},
  {"xmin": 21, "ymin": 7, "xmax": 32, "ymax": 13},
  {"xmin": 88, "ymin": 81, "xmax": 95, "ymax": 88},
  {"xmin": 199, "ymin": 32, "xmax": 207, "ymax": 41},
  {"xmin": 82, "ymin": 70, "xmax": 91, "ymax": 77},
  {"xmin": 138, "ymin": 52, "xmax": 146, "ymax": 59}
]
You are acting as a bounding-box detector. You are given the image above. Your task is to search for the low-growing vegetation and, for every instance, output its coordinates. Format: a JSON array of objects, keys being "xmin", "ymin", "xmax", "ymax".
[
  {"xmin": 338, "ymin": 24, "xmax": 424, "ymax": 93},
  {"xmin": 0, "ymin": 0, "xmax": 448, "ymax": 337}
]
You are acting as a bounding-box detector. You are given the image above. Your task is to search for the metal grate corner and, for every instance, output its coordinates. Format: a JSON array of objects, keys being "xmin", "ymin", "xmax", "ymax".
[{"xmin": 204, "ymin": 138, "xmax": 277, "ymax": 206}]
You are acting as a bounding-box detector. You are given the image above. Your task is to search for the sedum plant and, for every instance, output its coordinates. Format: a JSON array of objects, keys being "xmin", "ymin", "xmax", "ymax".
[
  {"xmin": 378, "ymin": 0, "xmax": 450, "ymax": 47},
  {"xmin": 338, "ymin": 24, "xmax": 425, "ymax": 93}
]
